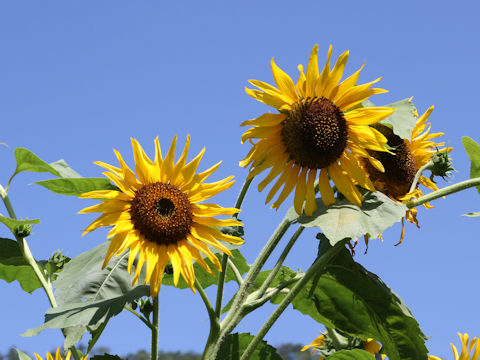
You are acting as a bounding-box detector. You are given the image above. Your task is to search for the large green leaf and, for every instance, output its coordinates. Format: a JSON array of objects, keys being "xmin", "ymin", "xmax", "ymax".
[
  {"xmin": 0, "ymin": 238, "xmax": 43, "ymax": 293},
  {"xmin": 462, "ymin": 136, "xmax": 480, "ymax": 194},
  {"xmin": 363, "ymin": 98, "xmax": 417, "ymax": 140},
  {"xmin": 326, "ymin": 350, "xmax": 375, "ymax": 359},
  {"xmin": 22, "ymin": 285, "xmax": 149, "ymax": 338},
  {"xmin": 162, "ymin": 249, "xmax": 249, "ymax": 290},
  {"xmin": 269, "ymin": 247, "xmax": 427, "ymax": 360},
  {"xmin": 36, "ymin": 178, "xmax": 118, "ymax": 196},
  {"xmin": 288, "ymin": 192, "xmax": 407, "ymax": 245},
  {"xmin": 12, "ymin": 148, "xmax": 61, "ymax": 178},
  {"xmin": 218, "ymin": 333, "xmax": 282, "ymax": 360},
  {"xmin": 23, "ymin": 242, "xmax": 149, "ymax": 345}
]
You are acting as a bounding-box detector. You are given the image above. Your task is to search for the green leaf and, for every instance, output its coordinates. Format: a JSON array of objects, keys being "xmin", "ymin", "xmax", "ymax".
[
  {"xmin": 326, "ymin": 349, "xmax": 375, "ymax": 359},
  {"xmin": 462, "ymin": 211, "xmax": 480, "ymax": 217},
  {"xmin": 218, "ymin": 333, "xmax": 282, "ymax": 360},
  {"xmin": 36, "ymin": 178, "xmax": 118, "ymax": 196},
  {"xmin": 14, "ymin": 348, "xmax": 33, "ymax": 360},
  {"xmin": 273, "ymin": 248, "xmax": 427, "ymax": 360},
  {"xmin": 289, "ymin": 191, "xmax": 407, "ymax": 245},
  {"xmin": 0, "ymin": 238, "xmax": 43, "ymax": 293},
  {"xmin": 13, "ymin": 148, "xmax": 61, "ymax": 178},
  {"xmin": 0, "ymin": 216, "xmax": 40, "ymax": 235},
  {"xmin": 49, "ymin": 159, "xmax": 82, "ymax": 178},
  {"xmin": 23, "ymin": 285, "xmax": 149, "ymax": 338},
  {"xmin": 376, "ymin": 98, "xmax": 417, "ymax": 140},
  {"xmin": 462, "ymin": 136, "xmax": 480, "ymax": 194},
  {"xmin": 162, "ymin": 249, "xmax": 249, "ymax": 289},
  {"xmin": 23, "ymin": 242, "xmax": 149, "ymax": 345}
]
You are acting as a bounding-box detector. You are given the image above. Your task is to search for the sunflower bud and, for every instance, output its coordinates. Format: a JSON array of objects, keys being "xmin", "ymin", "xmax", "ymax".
[
  {"xmin": 429, "ymin": 148, "xmax": 454, "ymax": 182},
  {"xmin": 15, "ymin": 224, "xmax": 32, "ymax": 238}
]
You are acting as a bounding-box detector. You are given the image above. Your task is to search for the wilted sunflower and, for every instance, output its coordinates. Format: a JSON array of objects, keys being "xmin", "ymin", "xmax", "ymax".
[
  {"xmin": 80, "ymin": 136, "xmax": 243, "ymax": 296},
  {"xmin": 428, "ymin": 333, "xmax": 480, "ymax": 360},
  {"xmin": 34, "ymin": 348, "xmax": 88, "ymax": 360},
  {"xmin": 240, "ymin": 45, "xmax": 395, "ymax": 215},
  {"xmin": 362, "ymin": 105, "xmax": 449, "ymax": 243}
]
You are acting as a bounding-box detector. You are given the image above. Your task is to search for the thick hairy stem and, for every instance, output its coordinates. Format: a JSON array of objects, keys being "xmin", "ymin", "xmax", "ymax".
[
  {"xmin": 239, "ymin": 241, "xmax": 345, "ymax": 360},
  {"xmin": 407, "ymin": 177, "xmax": 480, "ymax": 209},
  {"xmin": 255, "ymin": 225, "xmax": 304, "ymax": 299},
  {"xmin": 204, "ymin": 216, "xmax": 292, "ymax": 359},
  {"xmin": 151, "ymin": 296, "xmax": 159, "ymax": 360}
]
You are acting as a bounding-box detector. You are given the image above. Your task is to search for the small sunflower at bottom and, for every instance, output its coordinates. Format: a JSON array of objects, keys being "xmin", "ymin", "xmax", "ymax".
[
  {"xmin": 362, "ymin": 105, "xmax": 450, "ymax": 244},
  {"xmin": 302, "ymin": 333, "xmax": 385, "ymax": 359},
  {"xmin": 241, "ymin": 44, "xmax": 395, "ymax": 216},
  {"xmin": 34, "ymin": 348, "xmax": 88, "ymax": 360},
  {"xmin": 428, "ymin": 333, "xmax": 480, "ymax": 360},
  {"xmin": 80, "ymin": 136, "xmax": 244, "ymax": 297}
]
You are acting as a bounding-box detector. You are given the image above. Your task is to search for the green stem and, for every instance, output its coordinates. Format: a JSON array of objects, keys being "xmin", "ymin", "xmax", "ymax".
[
  {"xmin": 227, "ymin": 258, "xmax": 244, "ymax": 285},
  {"xmin": 215, "ymin": 255, "xmax": 229, "ymax": 318},
  {"xmin": 409, "ymin": 160, "xmax": 433, "ymax": 193},
  {"xmin": 204, "ymin": 216, "xmax": 292, "ymax": 359},
  {"xmin": 151, "ymin": 296, "xmax": 159, "ymax": 360},
  {"xmin": 233, "ymin": 177, "xmax": 253, "ymax": 220},
  {"xmin": 196, "ymin": 278, "xmax": 220, "ymax": 334},
  {"xmin": 124, "ymin": 306, "xmax": 154, "ymax": 330},
  {"xmin": 211, "ymin": 177, "xmax": 253, "ymax": 346},
  {"xmin": 239, "ymin": 241, "xmax": 346, "ymax": 360},
  {"xmin": 255, "ymin": 226, "xmax": 304, "ymax": 299},
  {"xmin": 0, "ymin": 187, "xmax": 58, "ymax": 308},
  {"xmin": 407, "ymin": 177, "xmax": 480, "ymax": 209},
  {"xmin": 198, "ymin": 279, "xmax": 221, "ymax": 360}
]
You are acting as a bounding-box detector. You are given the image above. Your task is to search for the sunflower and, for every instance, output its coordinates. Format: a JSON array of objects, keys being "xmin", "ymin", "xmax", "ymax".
[
  {"xmin": 301, "ymin": 333, "xmax": 385, "ymax": 359},
  {"xmin": 428, "ymin": 333, "xmax": 480, "ymax": 360},
  {"xmin": 80, "ymin": 136, "xmax": 243, "ymax": 297},
  {"xmin": 240, "ymin": 45, "xmax": 395, "ymax": 216},
  {"xmin": 362, "ymin": 105, "xmax": 449, "ymax": 242},
  {"xmin": 34, "ymin": 348, "xmax": 88, "ymax": 360}
]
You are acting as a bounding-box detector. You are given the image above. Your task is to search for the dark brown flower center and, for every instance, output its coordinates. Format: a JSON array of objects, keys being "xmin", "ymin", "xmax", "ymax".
[
  {"xmin": 366, "ymin": 124, "xmax": 417, "ymax": 198},
  {"xmin": 130, "ymin": 182, "xmax": 193, "ymax": 245},
  {"xmin": 281, "ymin": 97, "xmax": 348, "ymax": 169}
]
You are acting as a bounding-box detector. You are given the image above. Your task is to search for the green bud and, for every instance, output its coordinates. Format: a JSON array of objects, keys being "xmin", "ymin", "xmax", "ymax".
[
  {"xmin": 137, "ymin": 297, "xmax": 154, "ymax": 319},
  {"xmin": 14, "ymin": 223, "xmax": 32, "ymax": 238},
  {"xmin": 430, "ymin": 148, "xmax": 454, "ymax": 182}
]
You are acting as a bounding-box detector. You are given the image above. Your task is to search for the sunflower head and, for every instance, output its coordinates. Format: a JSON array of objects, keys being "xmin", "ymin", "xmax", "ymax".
[
  {"xmin": 80, "ymin": 136, "xmax": 244, "ymax": 297},
  {"xmin": 361, "ymin": 106, "xmax": 450, "ymax": 243},
  {"xmin": 241, "ymin": 45, "xmax": 395, "ymax": 216},
  {"xmin": 34, "ymin": 348, "xmax": 88, "ymax": 360},
  {"xmin": 428, "ymin": 333, "xmax": 480, "ymax": 360},
  {"xmin": 302, "ymin": 333, "xmax": 385, "ymax": 359}
]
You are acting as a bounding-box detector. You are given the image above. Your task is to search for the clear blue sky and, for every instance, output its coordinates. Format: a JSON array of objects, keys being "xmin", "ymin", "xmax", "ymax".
[{"xmin": 0, "ymin": 1, "xmax": 479, "ymax": 359}]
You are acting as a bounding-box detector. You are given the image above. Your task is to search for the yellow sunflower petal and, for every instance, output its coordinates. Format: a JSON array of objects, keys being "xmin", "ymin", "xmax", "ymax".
[
  {"xmin": 345, "ymin": 107, "xmax": 395, "ymax": 126},
  {"xmin": 329, "ymin": 163, "xmax": 363, "ymax": 206},
  {"xmin": 293, "ymin": 167, "xmax": 308, "ymax": 214},
  {"xmin": 318, "ymin": 168, "xmax": 335, "ymax": 206},
  {"xmin": 305, "ymin": 44, "xmax": 319, "ymax": 97},
  {"xmin": 131, "ymin": 138, "xmax": 155, "ymax": 184},
  {"xmin": 240, "ymin": 113, "xmax": 286, "ymax": 127},
  {"xmin": 160, "ymin": 136, "xmax": 177, "ymax": 183},
  {"xmin": 271, "ymin": 58, "xmax": 298, "ymax": 102},
  {"xmin": 304, "ymin": 168, "xmax": 318, "ymax": 216}
]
